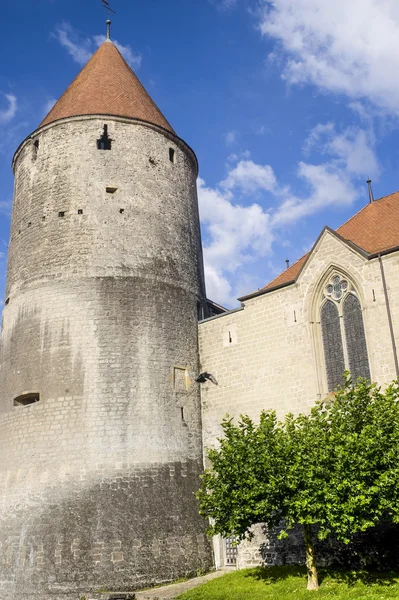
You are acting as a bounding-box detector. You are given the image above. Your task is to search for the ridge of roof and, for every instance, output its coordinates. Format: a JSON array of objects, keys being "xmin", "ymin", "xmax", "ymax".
[
  {"xmin": 240, "ymin": 190, "xmax": 399, "ymax": 301},
  {"xmin": 40, "ymin": 42, "xmax": 174, "ymax": 133}
]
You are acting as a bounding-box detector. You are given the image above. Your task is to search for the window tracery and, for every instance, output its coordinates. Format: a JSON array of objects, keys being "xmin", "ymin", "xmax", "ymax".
[{"xmin": 319, "ymin": 272, "xmax": 370, "ymax": 391}]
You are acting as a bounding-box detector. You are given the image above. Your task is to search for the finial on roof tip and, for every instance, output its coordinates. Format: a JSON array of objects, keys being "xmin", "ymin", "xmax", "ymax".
[
  {"xmin": 286, "ymin": 259, "xmax": 290, "ymax": 269},
  {"xmin": 367, "ymin": 179, "xmax": 375, "ymax": 204},
  {"xmin": 102, "ymin": 0, "xmax": 115, "ymax": 39}
]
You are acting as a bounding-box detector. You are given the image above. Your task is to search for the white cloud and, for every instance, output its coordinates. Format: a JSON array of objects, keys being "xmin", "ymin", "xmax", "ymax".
[
  {"xmin": 226, "ymin": 149, "xmax": 251, "ymax": 165},
  {"xmin": 303, "ymin": 123, "xmax": 380, "ymax": 179},
  {"xmin": 203, "ymin": 264, "xmax": 233, "ymax": 307},
  {"xmin": 225, "ymin": 131, "xmax": 237, "ymax": 146},
  {"xmin": 302, "ymin": 123, "xmax": 335, "ymax": 154},
  {"xmin": 348, "ymin": 101, "xmax": 374, "ymax": 124},
  {"xmin": 53, "ymin": 23, "xmax": 92, "ymax": 66},
  {"xmin": 0, "ymin": 93, "xmax": 17, "ymax": 124},
  {"xmin": 267, "ymin": 121, "xmax": 381, "ymax": 227},
  {"xmin": 221, "ymin": 159, "xmax": 277, "ymax": 194},
  {"xmin": 198, "ymin": 177, "xmax": 274, "ymax": 305},
  {"xmin": 256, "ymin": 125, "xmax": 271, "ymax": 136},
  {"xmin": 259, "ymin": 0, "xmax": 399, "ymax": 114},
  {"xmin": 199, "ymin": 123, "xmax": 380, "ymax": 306},
  {"xmin": 209, "ymin": 0, "xmax": 238, "ymax": 10},
  {"xmin": 54, "ymin": 23, "xmax": 142, "ymax": 69},
  {"xmin": 272, "ymin": 162, "xmax": 358, "ymax": 227},
  {"xmin": 325, "ymin": 130, "xmax": 379, "ymax": 178}
]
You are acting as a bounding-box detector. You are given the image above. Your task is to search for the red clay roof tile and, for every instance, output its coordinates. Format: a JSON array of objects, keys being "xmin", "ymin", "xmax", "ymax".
[
  {"xmin": 262, "ymin": 254, "xmax": 309, "ymax": 292},
  {"xmin": 336, "ymin": 190, "xmax": 399, "ymax": 254},
  {"xmin": 40, "ymin": 41, "xmax": 174, "ymax": 133}
]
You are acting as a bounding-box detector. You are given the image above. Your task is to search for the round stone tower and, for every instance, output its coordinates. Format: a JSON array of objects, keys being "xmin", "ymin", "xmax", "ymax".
[{"xmin": 0, "ymin": 35, "xmax": 212, "ymax": 599}]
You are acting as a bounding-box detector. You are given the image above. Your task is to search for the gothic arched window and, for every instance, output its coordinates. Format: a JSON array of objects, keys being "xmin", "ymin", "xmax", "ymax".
[
  {"xmin": 321, "ymin": 300, "xmax": 346, "ymax": 392},
  {"xmin": 320, "ymin": 273, "xmax": 370, "ymax": 391},
  {"xmin": 343, "ymin": 293, "xmax": 371, "ymax": 382}
]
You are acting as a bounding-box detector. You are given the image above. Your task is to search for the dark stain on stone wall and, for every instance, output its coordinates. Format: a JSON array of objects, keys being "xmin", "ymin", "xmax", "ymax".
[{"xmin": 0, "ymin": 460, "xmax": 212, "ymax": 600}]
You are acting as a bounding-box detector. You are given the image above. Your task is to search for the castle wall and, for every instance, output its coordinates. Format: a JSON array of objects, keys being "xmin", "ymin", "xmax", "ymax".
[
  {"xmin": 199, "ymin": 230, "xmax": 399, "ymax": 569},
  {"xmin": 0, "ymin": 117, "xmax": 212, "ymax": 599}
]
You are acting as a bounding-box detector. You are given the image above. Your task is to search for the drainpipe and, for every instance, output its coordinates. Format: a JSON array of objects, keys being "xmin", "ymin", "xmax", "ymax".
[{"xmin": 378, "ymin": 253, "xmax": 399, "ymax": 378}]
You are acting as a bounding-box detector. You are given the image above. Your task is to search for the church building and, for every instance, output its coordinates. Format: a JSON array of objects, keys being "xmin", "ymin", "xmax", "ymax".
[
  {"xmin": 0, "ymin": 20, "xmax": 399, "ymax": 600},
  {"xmin": 199, "ymin": 189, "xmax": 399, "ymax": 567}
]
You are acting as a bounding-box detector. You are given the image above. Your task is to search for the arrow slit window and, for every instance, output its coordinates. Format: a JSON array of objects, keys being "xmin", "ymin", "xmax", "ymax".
[
  {"xmin": 97, "ymin": 124, "xmax": 112, "ymax": 150},
  {"xmin": 320, "ymin": 274, "xmax": 370, "ymax": 391}
]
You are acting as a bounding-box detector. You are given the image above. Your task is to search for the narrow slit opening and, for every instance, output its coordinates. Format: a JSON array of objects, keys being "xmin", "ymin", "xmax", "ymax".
[{"xmin": 33, "ymin": 139, "xmax": 39, "ymax": 159}]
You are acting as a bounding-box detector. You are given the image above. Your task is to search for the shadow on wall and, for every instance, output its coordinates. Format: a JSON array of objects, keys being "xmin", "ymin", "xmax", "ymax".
[{"xmin": 258, "ymin": 519, "xmax": 399, "ymax": 573}]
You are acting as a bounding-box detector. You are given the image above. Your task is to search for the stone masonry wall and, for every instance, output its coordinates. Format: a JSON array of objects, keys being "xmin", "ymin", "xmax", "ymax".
[{"xmin": 0, "ymin": 117, "xmax": 212, "ymax": 599}]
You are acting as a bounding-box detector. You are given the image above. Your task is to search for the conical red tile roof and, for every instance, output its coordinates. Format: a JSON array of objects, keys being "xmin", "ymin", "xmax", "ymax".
[{"xmin": 40, "ymin": 41, "xmax": 174, "ymax": 132}]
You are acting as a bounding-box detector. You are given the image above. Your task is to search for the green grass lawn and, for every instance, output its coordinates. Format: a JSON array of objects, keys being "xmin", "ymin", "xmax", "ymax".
[{"xmin": 176, "ymin": 566, "xmax": 399, "ymax": 599}]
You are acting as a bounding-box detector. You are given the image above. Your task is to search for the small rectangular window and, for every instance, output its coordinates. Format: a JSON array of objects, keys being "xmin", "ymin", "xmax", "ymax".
[
  {"xmin": 14, "ymin": 393, "xmax": 40, "ymax": 407},
  {"xmin": 169, "ymin": 148, "xmax": 176, "ymax": 163},
  {"xmin": 58, "ymin": 211, "xmax": 65, "ymax": 218},
  {"xmin": 106, "ymin": 186, "xmax": 118, "ymax": 194},
  {"xmin": 78, "ymin": 209, "xmax": 83, "ymax": 215}
]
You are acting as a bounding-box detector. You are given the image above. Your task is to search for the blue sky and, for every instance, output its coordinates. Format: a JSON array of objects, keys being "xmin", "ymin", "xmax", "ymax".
[{"xmin": 2, "ymin": 0, "xmax": 399, "ymax": 308}]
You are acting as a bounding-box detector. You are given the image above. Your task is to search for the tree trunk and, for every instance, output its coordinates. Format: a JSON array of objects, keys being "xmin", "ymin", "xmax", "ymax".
[{"xmin": 303, "ymin": 524, "xmax": 319, "ymax": 591}]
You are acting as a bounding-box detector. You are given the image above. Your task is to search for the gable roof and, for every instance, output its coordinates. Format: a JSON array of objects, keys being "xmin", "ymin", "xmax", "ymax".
[
  {"xmin": 40, "ymin": 41, "xmax": 174, "ymax": 133},
  {"xmin": 239, "ymin": 190, "xmax": 399, "ymax": 301}
]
